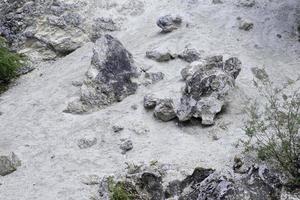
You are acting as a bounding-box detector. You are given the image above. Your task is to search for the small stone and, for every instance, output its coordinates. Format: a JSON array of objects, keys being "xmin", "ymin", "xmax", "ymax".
[
  {"xmin": 120, "ymin": 139, "xmax": 133, "ymax": 154},
  {"xmin": 144, "ymin": 72, "xmax": 165, "ymax": 83},
  {"xmin": 131, "ymin": 104, "xmax": 138, "ymax": 110},
  {"xmin": 156, "ymin": 15, "xmax": 183, "ymax": 33},
  {"xmin": 144, "ymin": 94, "xmax": 159, "ymax": 109},
  {"xmin": 146, "ymin": 48, "xmax": 175, "ymax": 62},
  {"xmin": 0, "ymin": 152, "xmax": 21, "ymax": 176},
  {"xmin": 112, "ymin": 125, "xmax": 124, "ymax": 133},
  {"xmin": 81, "ymin": 174, "xmax": 101, "ymax": 185},
  {"xmin": 239, "ymin": 19, "xmax": 254, "ymax": 31},
  {"xmin": 154, "ymin": 99, "xmax": 176, "ymax": 122},
  {"xmin": 224, "ymin": 57, "xmax": 242, "ymax": 79},
  {"xmin": 212, "ymin": 0, "xmax": 223, "ymax": 4},
  {"xmin": 239, "ymin": 0, "xmax": 255, "ymax": 7},
  {"xmin": 77, "ymin": 137, "xmax": 97, "ymax": 149},
  {"xmin": 178, "ymin": 48, "xmax": 202, "ymax": 63},
  {"xmin": 71, "ymin": 81, "xmax": 83, "ymax": 87}
]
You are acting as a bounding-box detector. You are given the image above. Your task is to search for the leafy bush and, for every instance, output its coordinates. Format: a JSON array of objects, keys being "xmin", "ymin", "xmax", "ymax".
[
  {"xmin": 0, "ymin": 36, "xmax": 24, "ymax": 83},
  {"xmin": 243, "ymin": 68, "xmax": 300, "ymax": 189}
]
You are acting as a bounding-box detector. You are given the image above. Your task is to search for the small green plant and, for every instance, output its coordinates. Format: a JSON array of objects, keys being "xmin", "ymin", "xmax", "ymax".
[
  {"xmin": 108, "ymin": 177, "xmax": 140, "ymax": 200},
  {"xmin": 0, "ymin": 36, "xmax": 24, "ymax": 84},
  {"xmin": 243, "ymin": 68, "xmax": 300, "ymax": 189}
]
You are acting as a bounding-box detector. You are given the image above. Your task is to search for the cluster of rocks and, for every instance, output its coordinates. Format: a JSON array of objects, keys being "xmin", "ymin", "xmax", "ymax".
[
  {"xmin": 146, "ymin": 46, "xmax": 203, "ymax": 63},
  {"xmin": 144, "ymin": 55, "xmax": 241, "ymax": 125},
  {"xmin": 65, "ymin": 34, "xmax": 140, "ymax": 114},
  {"xmin": 0, "ymin": 152, "xmax": 21, "ymax": 176},
  {"xmin": 96, "ymin": 161, "xmax": 283, "ymax": 200}
]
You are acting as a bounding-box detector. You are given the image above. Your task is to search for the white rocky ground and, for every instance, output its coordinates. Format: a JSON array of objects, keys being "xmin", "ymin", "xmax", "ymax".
[{"xmin": 0, "ymin": 0, "xmax": 300, "ymax": 199}]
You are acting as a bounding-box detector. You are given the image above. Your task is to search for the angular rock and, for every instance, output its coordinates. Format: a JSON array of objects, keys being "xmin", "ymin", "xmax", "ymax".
[
  {"xmin": 154, "ymin": 99, "xmax": 176, "ymax": 122},
  {"xmin": 224, "ymin": 57, "xmax": 242, "ymax": 79},
  {"xmin": 144, "ymin": 72, "xmax": 165, "ymax": 84},
  {"xmin": 146, "ymin": 48, "xmax": 175, "ymax": 62},
  {"xmin": 112, "ymin": 125, "xmax": 124, "ymax": 133},
  {"xmin": 77, "ymin": 137, "xmax": 97, "ymax": 149},
  {"xmin": 144, "ymin": 94, "xmax": 159, "ymax": 109},
  {"xmin": 120, "ymin": 139, "xmax": 133, "ymax": 154},
  {"xmin": 239, "ymin": 0, "xmax": 255, "ymax": 7},
  {"xmin": 239, "ymin": 19, "xmax": 254, "ymax": 31},
  {"xmin": 157, "ymin": 15, "xmax": 183, "ymax": 33},
  {"xmin": 78, "ymin": 34, "xmax": 139, "ymax": 110},
  {"xmin": 0, "ymin": 152, "xmax": 21, "ymax": 176},
  {"xmin": 178, "ymin": 48, "xmax": 202, "ymax": 63}
]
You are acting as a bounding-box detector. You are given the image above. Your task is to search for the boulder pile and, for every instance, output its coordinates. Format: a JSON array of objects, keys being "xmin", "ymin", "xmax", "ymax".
[{"xmin": 144, "ymin": 55, "xmax": 242, "ymax": 125}]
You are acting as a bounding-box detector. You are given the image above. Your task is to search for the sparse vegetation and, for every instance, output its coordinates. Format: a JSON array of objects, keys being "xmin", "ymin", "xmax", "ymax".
[
  {"xmin": 243, "ymin": 68, "xmax": 300, "ymax": 189},
  {"xmin": 108, "ymin": 177, "xmax": 140, "ymax": 200},
  {"xmin": 0, "ymin": 36, "xmax": 25, "ymax": 93}
]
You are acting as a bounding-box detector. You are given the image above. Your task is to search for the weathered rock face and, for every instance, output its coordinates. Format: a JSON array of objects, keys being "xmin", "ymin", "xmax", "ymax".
[
  {"xmin": 0, "ymin": 0, "xmax": 89, "ymax": 60},
  {"xmin": 177, "ymin": 56, "xmax": 241, "ymax": 125},
  {"xmin": 66, "ymin": 34, "xmax": 140, "ymax": 113},
  {"xmin": 156, "ymin": 15, "xmax": 183, "ymax": 33},
  {"xmin": 0, "ymin": 152, "xmax": 21, "ymax": 176}
]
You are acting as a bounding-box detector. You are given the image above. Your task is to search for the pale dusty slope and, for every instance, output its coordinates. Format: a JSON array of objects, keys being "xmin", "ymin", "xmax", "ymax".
[{"xmin": 0, "ymin": 0, "xmax": 300, "ymax": 199}]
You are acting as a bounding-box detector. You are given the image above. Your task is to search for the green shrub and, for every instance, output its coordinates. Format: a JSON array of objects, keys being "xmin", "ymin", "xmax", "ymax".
[
  {"xmin": 108, "ymin": 177, "xmax": 140, "ymax": 200},
  {"xmin": 243, "ymin": 68, "xmax": 300, "ymax": 188},
  {"xmin": 0, "ymin": 36, "xmax": 24, "ymax": 83}
]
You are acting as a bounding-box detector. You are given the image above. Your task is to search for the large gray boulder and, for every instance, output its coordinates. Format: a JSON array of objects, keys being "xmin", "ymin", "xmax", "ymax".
[
  {"xmin": 177, "ymin": 56, "xmax": 241, "ymax": 125},
  {"xmin": 74, "ymin": 34, "xmax": 139, "ymax": 111}
]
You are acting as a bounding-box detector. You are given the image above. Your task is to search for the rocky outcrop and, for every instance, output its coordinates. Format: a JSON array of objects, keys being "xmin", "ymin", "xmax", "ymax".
[
  {"xmin": 0, "ymin": 152, "xmax": 21, "ymax": 176},
  {"xmin": 0, "ymin": 0, "xmax": 89, "ymax": 60},
  {"xmin": 157, "ymin": 15, "xmax": 183, "ymax": 33},
  {"xmin": 0, "ymin": 1, "xmax": 128, "ymax": 60},
  {"xmin": 96, "ymin": 162, "xmax": 282, "ymax": 200},
  {"xmin": 66, "ymin": 34, "xmax": 140, "ymax": 113}
]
